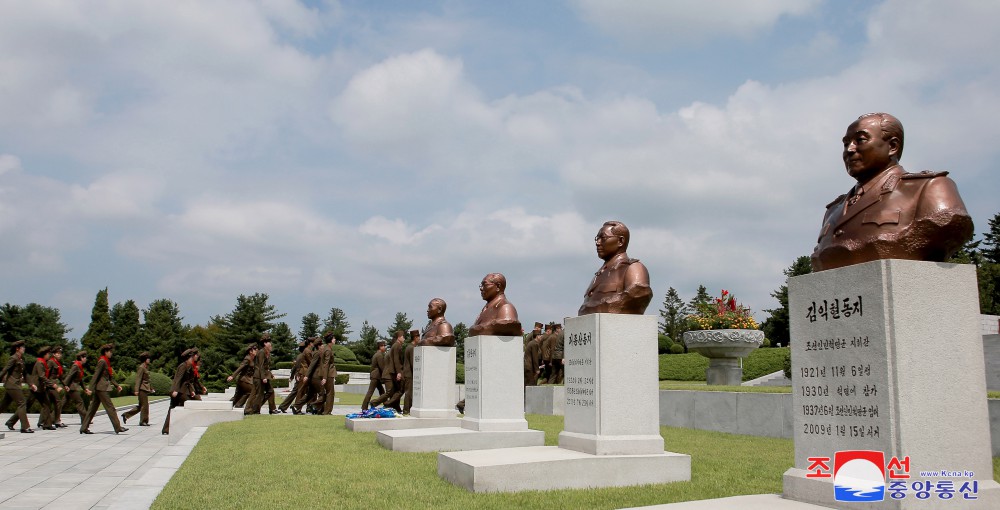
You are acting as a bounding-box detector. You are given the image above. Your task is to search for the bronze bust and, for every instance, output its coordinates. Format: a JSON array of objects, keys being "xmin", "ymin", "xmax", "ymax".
[
  {"xmin": 811, "ymin": 113, "xmax": 973, "ymax": 271},
  {"xmin": 420, "ymin": 298, "xmax": 455, "ymax": 347},
  {"xmin": 578, "ymin": 221, "xmax": 653, "ymax": 315},
  {"xmin": 469, "ymin": 273, "xmax": 522, "ymax": 336}
]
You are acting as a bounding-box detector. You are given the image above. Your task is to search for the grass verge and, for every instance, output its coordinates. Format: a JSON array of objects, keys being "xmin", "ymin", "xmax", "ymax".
[{"xmin": 155, "ymin": 413, "xmax": 1000, "ymax": 510}]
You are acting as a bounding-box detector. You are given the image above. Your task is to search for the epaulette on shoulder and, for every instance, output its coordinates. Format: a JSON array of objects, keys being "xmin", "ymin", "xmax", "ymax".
[
  {"xmin": 825, "ymin": 194, "xmax": 847, "ymax": 209},
  {"xmin": 901, "ymin": 170, "xmax": 949, "ymax": 179}
]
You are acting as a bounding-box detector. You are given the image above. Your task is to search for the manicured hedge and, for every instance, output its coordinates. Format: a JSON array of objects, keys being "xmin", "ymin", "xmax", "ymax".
[{"xmin": 658, "ymin": 347, "xmax": 790, "ymax": 381}]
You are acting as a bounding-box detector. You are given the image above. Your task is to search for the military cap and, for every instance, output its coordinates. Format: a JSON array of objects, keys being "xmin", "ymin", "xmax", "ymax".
[
  {"xmin": 181, "ymin": 347, "xmax": 199, "ymax": 358},
  {"xmin": 138, "ymin": 351, "xmax": 151, "ymax": 361},
  {"xmin": 9, "ymin": 340, "xmax": 25, "ymax": 353},
  {"xmin": 534, "ymin": 322, "xmax": 543, "ymax": 329},
  {"xmin": 99, "ymin": 343, "xmax": 115, "ymax": 354},
  {"xmin": 38, "ymin": 346, "xmax": 51, "ymax": 355}
]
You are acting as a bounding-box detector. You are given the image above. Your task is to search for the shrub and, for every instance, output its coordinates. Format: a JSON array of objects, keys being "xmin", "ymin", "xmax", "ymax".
[
  {"xmin": 274, "ymin": 361, "xmax": 294, "ymax": 370},
  {"xmin": 783, "ymin": 350, "xmax": 792, "ymax": 379},
  {"xmin": 669, "ymin": 344, "xmax": 684, "ymax": 354},
  {"xmin": 658, "ymin": 346, "xmax": 790, "ymax": 381},
  {"xmin": 332, "ymin": 345, "xmax": 358, "ymax": 364},
  {"xmin": 658, "ymin": 334, "xmax": 674, "ymax": 354},
  {"xmin": 335, "ymin": 363, "xmax": 369, "ymax": 373},
  {"xmin": 150, "ymin": 371, "xmax": 173, "ymax": 394},
  {"xmin": 335, "ymin": 374, "xmax": 350, "ymax": 385},
  {"xmin": 456, "ymin": 362, "xmax": 464, "ymax": 384}
]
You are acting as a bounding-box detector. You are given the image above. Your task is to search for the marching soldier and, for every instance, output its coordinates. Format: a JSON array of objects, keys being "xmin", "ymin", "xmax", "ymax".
[
  {"xmin": 362, "ymin": 341, "xmax": 386, "ymax": 411},
  {"xmin": 47, "ymin": 346, "xmax": 67, "ymax": 427},
  {"xmin": 402, "ymin": 330, "xmax": 420, "ymax": 414},
  {"xmin": 248, "ymin": 334, "xmax": 276, "ymax": 415},
  {"xmin": 26, "ymin": 346, "xmax": 55, "ymax": 430},
  {"xmin": 279, "ymin": 340, "xmax": 309, "ymax": 413},
  {"xmin": 524, "ymin": 331, "xmax": 542, "ymax": 387},
  {"xmin": 227, "ymin": 343, "xmax": 257, "ymax": 408},
  {"xmin": 2, "ymin": 341, "xmax": 35, "ymax": 433},
  {"xmin": 80, "ymin": 344, "xmax": 127, "ymax": 434},
  {"xmin": 123, "ymin": 352, "xmax": 153, "ymax": 426},
  {"xmin": 62, "ymin": 350, "xmax": 91, "ymax": 425},
  {"xmin": 163, "ymin": 348, "xmax": 199, "ymax": 435},
  {"xmin": 550, "ymin": 323, "xmax": 565, "ymax": 384}
]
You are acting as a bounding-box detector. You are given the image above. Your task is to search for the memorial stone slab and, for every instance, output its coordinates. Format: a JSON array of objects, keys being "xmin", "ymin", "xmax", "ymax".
[
  {"xmin": 462, "ymin": 335, "xmax": 528, "ymax": 431},
  {"xmin": 783, "ymin": 259, "xmax": 999, "ymax": 509},
  {"xmin": 411, "ymin": 345, "xmax": 458, "ymax": 419}
]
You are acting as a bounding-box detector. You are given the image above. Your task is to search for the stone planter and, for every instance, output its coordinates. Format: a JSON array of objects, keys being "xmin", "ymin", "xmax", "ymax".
[{"xmin": 682, "ymin": 329, "xmax": 764, "ymax": 385}]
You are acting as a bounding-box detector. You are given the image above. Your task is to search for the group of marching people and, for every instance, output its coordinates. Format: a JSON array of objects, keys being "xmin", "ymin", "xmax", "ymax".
[
  {"xmin": 0, "ymin": 341, "xmax": 154, "ymax": 434},
  {"xmin": 524, "ymin": 321, "xmax": 565, "ymax": 386},
  {"xmin": 227, "ymin": 331, "xmax": 339, "ymax": 416}
]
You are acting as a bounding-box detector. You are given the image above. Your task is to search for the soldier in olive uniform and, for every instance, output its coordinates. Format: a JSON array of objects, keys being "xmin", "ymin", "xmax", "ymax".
[
  {"xmin": 47, "ymin": 347, "xmax": 68, "ymax": 427},
  {"xmin": 26, "ymin": 346, "xmax": 55, "ymax": 430},
  {"xmin": 539, "ymin": 324, "xmax": 554, "ymax": 383},
  {"xmin": 279, "ymin": 340, "xmax": 309, "ymax": 413},
  {"xmin": 163, "ymin": 348, "xmax": 199, "ymax": 435},
  {"xmin": 375, "ymin": 331, "xmax": 406, "ymax": 412},
  {"xmin": 550, "ymin": 324, "xmax": 565, "ymax": 384},
  {"xmin": 123, "ymin": 352, "xmax": 153, "ymax": 426},
  {"xmin": 248, "ymin": 335, "xmax": 276, "ymax": 415},
  {"xmin": 369, "ymin": 339, "xmax": 396, "ymax": 409},
  {"xmin": 227, "ymin": 344, "xmax": 257, "ymax": 408},
  {"xmin": 61, "ymin": 350, "xmax": 91, "ymax": 425},
  {"xmin": 289, "ymin": 337, "xmax": 318, "ymax": 414},
  {"xmin": 2, "ymin": 341, "xmax": 35, "ymax": 433},
  {"xmin": 523, "ymin": 332, "xmax": 542, "ymax": 387},
  {"xmin": 320, "ymin": 333, "xmax": 339, "ymax": 415},
  {"xmin": 402, "ymin": 330, "xmax": 420, "ymax": 415},
  {"xmin": 81, "ymin": 344, "xmax": 127, "ymax": 434},
  {"xmin": 362, "ymin": 341, "xmax": 386, "ymax": 411}
]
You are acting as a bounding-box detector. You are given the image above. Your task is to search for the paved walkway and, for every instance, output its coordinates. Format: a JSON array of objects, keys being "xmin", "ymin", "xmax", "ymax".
[{"xmin": 1, "ymin": 395, "xmax": 362, "ymax": 510}]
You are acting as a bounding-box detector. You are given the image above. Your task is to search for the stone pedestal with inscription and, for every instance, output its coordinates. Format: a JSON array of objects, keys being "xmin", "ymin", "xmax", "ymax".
[
  {"xmin": 783, "ymin": 259, "xmax": 999, "ymax": 509},
  {"xmin": 376, "ymin": 336, "xmax": 543, "ymax": 452},
  {"xmin": 346, "ymin": 345, "xmax": 462, "ymax": 432},
  {"xmin": 437, "ymin": 314, "xmax": 690, "ymax": 492},
  {"xmin": 411, "ymin": 345, "xmax": 458, "ymax": 419}
]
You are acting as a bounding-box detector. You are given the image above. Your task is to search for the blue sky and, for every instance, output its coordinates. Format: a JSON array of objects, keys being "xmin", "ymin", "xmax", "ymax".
[{"xmin": 2, "ymin": 0, "xmax": 998, "ymax": 340}]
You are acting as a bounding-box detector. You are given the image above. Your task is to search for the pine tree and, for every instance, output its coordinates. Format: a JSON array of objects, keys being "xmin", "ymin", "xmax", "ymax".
[
  {"xmin": 110, "ymin": 299, "xmax": 142, "ymax": 371},
  {"xmin": 658, "ymin": 287, "xmax": 688, "ymax": 342},
  {"xmin": 385, "ymin": 312, "xmax": 413, "ymax": 339},
  {"xmin": 762, "ymin": 256, "xmax": 812, "ymax": 347},
  {"xmin": 324, "ymin": 308, "xmax": 352, "ymax": 339},
  {"xmin": 211, "ymin": 293, "xmax": 286, "ymax": 356},
  {"xmin": 981, "ymin": 213, "xmax": 1000, "ymax": 264},
  {"xmin": 687, "ymin": 285, "xmax": 711, "ymax": 313},
  {"xmin": 269, "ymin": 322, "xmax": 296, "ymax": 363},
  {"xmin": 299, "ymin": 313, "xmax": 321, "ymax": 341},
  {"xmin": 453, "ymin": 322, "xmax": 469, "ymax": 360},
  {"xmin": 0, "ymin": 303, "xmax": 72, "ymax": 355},
  {"xmin": 143, "ymin": 299, "xmax": 186, "ymax": 371},
  {"xmin": 81, "ymin": 288, "xmax": 112, "ymax": 354},
  {"xmin": 351, "ymin": 320, "xmax": 380, "ymax": 364}
]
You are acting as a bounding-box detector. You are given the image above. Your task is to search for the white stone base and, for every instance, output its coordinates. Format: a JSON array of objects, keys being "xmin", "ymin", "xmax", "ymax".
[
  {"xmin": 411, "ymin": 345, "xmax": 458, "ymax": 419},
  {"xmin": 438, "ymin": 446, "xmax": 690, "ymax": 492},
  {"xmin": 462, "ymin": 335, "xmax": 528, "ymax": 431},
  {"xmin": 376, "ymin": 426, "xmax": 544, "ymax": 452},
  {"xmin": 524, "ymin": 385, "xmax": 565, "ymax": 415},
  {"xmin": 784, "ymin": 469, "xmax": 1000, "ymax": 510},
  {"xmin": 201, "ymin": 392, "xmax": 232, "ymax": 402},
  {"xmin": 183, "ymin": 400, "xmax": 233, "ymax": 410},
  {"xmin": 344, "ymin": 416, "xmax": 462, "ymax": 432},
  {"xmin": 168, "ymin": 407, "xmax": 243, "ymax": 445}
]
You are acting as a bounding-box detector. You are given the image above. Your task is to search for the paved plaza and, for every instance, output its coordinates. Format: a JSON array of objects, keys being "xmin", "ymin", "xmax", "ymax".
[{"xmin": 0, "ymin": 397, "xmax": 360, "ymax": 510}]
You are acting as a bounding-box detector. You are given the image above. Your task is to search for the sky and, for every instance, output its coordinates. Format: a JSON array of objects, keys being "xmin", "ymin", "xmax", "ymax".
[{"xmin": 2, "ymin": 0, "xmax": 999, "ymax": 341}]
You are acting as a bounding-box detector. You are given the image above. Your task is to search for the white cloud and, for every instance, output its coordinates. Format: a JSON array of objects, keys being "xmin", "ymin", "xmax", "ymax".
[
  {"xmin": 0, "ymin": 154, "xmax": 21, "ymax": 175},
  {"xmin": 570, "ymin": 0, "xmax": 821, "ymax": 47}
]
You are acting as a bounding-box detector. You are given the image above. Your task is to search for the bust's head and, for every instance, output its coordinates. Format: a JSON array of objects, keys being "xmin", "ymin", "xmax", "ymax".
[
  {"xmin": 595, "ymin": 221, "xmax": 629, "ymax": 261},
  {"xmin": 842, "ymin": 113, "xmax": 903, "ymax": 182}
]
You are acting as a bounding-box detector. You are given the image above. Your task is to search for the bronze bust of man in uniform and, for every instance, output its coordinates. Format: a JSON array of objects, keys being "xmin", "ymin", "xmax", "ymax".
[
  {"xmin": 469, "ymin": 273, "xmax": 522, "ymax": 336},
  {"xmin": 420, "ymin": 298, "xmax": 455, "ymax": 347},
  {"xmin": 811, "ymin": 113, "xmax": 974, "ymax": 271},
  {"xmin": 578, "ymin": 221, "xmax": 653, "ymax": 315}
]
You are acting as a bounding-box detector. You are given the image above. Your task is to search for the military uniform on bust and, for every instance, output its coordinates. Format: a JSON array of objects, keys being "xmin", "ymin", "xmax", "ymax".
[
  {"xmin": 2, "ymin": 341, "xmax": 34, "ymax": 433},
  {"xmin": 61, "ymin": 351, "xmax": 90, "ymax": 426},
  {"xmin": 80, "ymin": 344, "xmax": 127, "ymax": 435}
]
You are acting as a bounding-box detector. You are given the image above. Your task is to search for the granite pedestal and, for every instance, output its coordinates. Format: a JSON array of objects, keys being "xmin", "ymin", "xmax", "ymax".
[
  {"xmin": 438, "ymin": 314, "xmax": 690, "ymax": 492},
  {"xmin": 783, "ymin": 260, "xmax": 999, "ymax": 509},
  {"xmin": 347, "ymin": 345, "xmax": 461, "ymax": 432},
  {"xmin": 377, "ymin": 335, "xmax": 543, "ymax": 451},
  {"xmin": 525, "ymin": 385, "xmax": 565, "ymax": 415}
]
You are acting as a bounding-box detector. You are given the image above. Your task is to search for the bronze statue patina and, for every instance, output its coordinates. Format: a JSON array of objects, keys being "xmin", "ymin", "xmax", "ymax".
[
  {"xmin": 420, "ymin": 298, "xmax": 455, "ymax": 347},
  {"xmin": 578, "ymin": 221, "xmax": 653, "ymax": 315},
  {"xmin": 812, "ymin": 113, "xmax": 973, "ymax": 271},
  {"xmin": 469, "ymin": 273, "xmax": 522, "ymax": 336}
]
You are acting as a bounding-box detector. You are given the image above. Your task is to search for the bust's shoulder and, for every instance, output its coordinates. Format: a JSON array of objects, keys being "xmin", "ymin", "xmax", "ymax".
[
  {"xmin": 825, "ymin": 194, "xmax": 848, "ymax": 209},
  {"xmin": 901, "ymin": 169, "xmax": 950, "ymax": 180}
]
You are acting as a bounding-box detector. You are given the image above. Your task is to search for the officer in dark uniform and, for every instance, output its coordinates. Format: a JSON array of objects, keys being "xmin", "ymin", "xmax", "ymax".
[{"xmin": 812, "ymin": 113, "xmax": 973, "ymax": 271}]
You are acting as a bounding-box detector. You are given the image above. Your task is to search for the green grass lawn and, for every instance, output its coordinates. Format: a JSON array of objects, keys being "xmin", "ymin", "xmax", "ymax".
[
  {"xmin": 659, "ymin": 380, "xmax": 792, "ymax": 393},
  {"xmin": 153, "ymin": 412, "xmax": 1000, "ymax": 510}
]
